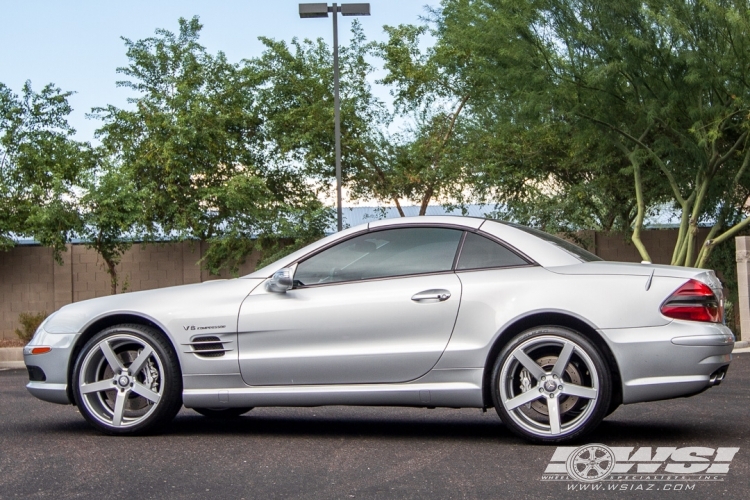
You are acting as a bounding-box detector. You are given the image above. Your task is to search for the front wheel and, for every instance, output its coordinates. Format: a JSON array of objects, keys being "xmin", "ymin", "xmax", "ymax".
[
  {"xmin": 491, "ymin": 326, "xmax": 611, "ymax": 444},
  {"xmin": 72, "ymin": 324, "xmax": 182, "ymax": 435}
]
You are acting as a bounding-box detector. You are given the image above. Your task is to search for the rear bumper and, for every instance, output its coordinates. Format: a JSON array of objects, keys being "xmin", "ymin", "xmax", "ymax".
[{"xmin": 601, "ymin": 321, "xmax": 733, "ymax": 404}]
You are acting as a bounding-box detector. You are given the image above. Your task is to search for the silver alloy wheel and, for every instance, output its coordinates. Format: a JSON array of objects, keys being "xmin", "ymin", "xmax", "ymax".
[
  {"xmin": 77, "ymin": 334, "xmax": 165, "ymax": 429},
  {"xmin": 498, "ymin": 335, "xmax": 599, "ymax": 437}
]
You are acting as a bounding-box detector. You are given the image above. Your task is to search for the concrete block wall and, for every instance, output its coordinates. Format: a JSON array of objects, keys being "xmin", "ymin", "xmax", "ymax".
[
  {"xmin": 0, "ymin": 246, "xmax": 57, "ymax": 337},
  {"xmin": 1, "ymin": 241, "xmax": 261, "ymax": 340},
  {"xmin": 594, "ymin": 228, "xmax": 711, "ymax": 264}
]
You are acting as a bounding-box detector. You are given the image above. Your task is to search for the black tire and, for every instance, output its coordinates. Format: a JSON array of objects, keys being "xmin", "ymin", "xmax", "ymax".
[
  {"xmin": 72, "ymin": 324, "xmax": 182, "ymax": 435},
  {"xmin": 192, "ymin": 407, "xmax": 253, "ymax": 418},
  {"xmin": 491, "ymin": 326, "xmax": 611, "ymax": 444}
]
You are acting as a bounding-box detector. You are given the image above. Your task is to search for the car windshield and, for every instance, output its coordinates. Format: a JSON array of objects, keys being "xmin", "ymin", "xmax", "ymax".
[{"xmin": 505, "ymin": 223, "xmax": 603, "ymax": 263}]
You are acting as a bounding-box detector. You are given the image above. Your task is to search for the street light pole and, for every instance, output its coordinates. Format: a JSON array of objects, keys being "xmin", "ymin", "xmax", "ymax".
[
  {"xmin": 332, "ymin": 4, "xmax": 342, "ymax": 232},
  {"xmin": 299, "ymin": 3, "xmax": 370, "ymax": 232}
]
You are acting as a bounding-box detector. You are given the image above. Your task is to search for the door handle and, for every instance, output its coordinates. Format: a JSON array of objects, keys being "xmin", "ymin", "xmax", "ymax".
[{"xmin": 411, "ymin": 289, "xmax": 451, "ymax": 302}]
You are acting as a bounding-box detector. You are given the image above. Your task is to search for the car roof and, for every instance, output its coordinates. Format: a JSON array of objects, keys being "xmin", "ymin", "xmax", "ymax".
[
  {"xmin": 244, "ymin": 216, "xmax": 581, "ymax": 278},
  {"xmin": 367, "ymin": 215, "xmax": 485, "ymax": 230}
]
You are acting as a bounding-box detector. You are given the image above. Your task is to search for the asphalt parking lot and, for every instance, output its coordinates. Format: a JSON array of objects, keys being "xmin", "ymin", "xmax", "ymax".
[{"xmin": 1, "ymin": 354, "xmax": 749, "ymax": 500}]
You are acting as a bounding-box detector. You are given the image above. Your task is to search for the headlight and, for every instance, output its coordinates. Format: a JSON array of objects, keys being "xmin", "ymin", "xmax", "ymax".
[{"xmin": 29, "ymin": 312, "xmax": 57, "ymax": 344}]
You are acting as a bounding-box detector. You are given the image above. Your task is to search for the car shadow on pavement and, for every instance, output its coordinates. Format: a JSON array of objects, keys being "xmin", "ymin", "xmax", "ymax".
[
  {"xmin": 30, "ymin": 413, "xmax": 725, "ymax": 447},
  {"xmin": 164, "ymin": 413, "xmax": 512, "ymax": 441},
  {"xmin": 156, "ymin": 410, "xmax": 716, "ymax": 444},
  {"xmin": 28, "ymin": 404, "xmax": 734, "ymax": 445}
]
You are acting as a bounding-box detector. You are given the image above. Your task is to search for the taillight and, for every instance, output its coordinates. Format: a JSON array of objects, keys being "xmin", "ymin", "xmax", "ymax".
[{"xmin": 660, "ymin": 279, "xmax": 722, "ymax": 323}]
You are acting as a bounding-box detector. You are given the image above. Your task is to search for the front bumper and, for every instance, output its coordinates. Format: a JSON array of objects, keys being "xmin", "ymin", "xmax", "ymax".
[
  {"xmin": 23, "ymin": 329, "xmax": 79, "ymax": 405},
  {"xmin": 601, "ymin": 321, "xmax": 733, "ymax": 404}
]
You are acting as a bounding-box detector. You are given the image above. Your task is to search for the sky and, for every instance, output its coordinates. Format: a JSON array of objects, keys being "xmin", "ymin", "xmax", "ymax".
[{"xmin": 0, "ymin": 0, "xmax": 438, "ymax": 142}]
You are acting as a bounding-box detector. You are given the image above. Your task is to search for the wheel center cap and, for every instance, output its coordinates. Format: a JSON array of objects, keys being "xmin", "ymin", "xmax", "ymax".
[
  {"xmin": 544, "ymin": 380, "xmax": 557, "ymax": 392},
  {"xmin": 117, "ymin": 375, "xmax": 130, "ymax": 387}
]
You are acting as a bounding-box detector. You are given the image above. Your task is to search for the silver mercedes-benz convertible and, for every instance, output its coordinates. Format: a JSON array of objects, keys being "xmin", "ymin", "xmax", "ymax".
[{"xmin": 23, "ymin": 216, "xmax": 734, "ymax": 443}]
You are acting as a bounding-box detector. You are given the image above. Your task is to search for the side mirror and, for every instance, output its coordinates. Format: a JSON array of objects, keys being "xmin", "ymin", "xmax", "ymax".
[{"xmin": 266, "ymin": 268, "xmax": 294, "ymax": 293}]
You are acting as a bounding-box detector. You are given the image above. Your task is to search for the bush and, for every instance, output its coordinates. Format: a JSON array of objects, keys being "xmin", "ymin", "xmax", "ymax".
[{"xmin": 14, "ymin": 312, "xmax": 47, "ymax": 343}]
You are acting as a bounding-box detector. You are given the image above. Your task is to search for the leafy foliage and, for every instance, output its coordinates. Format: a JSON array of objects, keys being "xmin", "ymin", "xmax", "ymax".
[
  {"xmin": 77, "ymin": 163, "xmax": 142, "ymax": 293},
  {"xmin": 431, "ymin": 0, "xmax": 750, "ymax": 266},
  {"xmin": 14, "ymin": 311, "xmax": 47, "ymax": 342},
  {"xmin": 252, "ymin": 22, "xmax": 404, "ymax": 210},
  {"xmin": 93, "ymin": 17, "xmax": 331, "ymax": 275},
  {"xmin": 0, "ymin": 81, "xmax": 90, "ymax": 260}
]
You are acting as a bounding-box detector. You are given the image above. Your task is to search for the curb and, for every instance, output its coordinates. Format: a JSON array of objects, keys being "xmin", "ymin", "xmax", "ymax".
[
  {"xmin": 0, "ymin": 347, "xmax": 24, "ymax": 369},
  {"xmin": 734, "ymin": 340, "xmax": 749, "ymax": 350},
  {"xmin": 0, "ymin": 347, "xmax": 23, "ymax": 361},
  {"xmin": 0, "ymin": 361, "xmax": 25, "ymax": 369}
]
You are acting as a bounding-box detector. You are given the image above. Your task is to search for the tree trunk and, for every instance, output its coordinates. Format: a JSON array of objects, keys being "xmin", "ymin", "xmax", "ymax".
[
  {"xmin": 393, "ymin": 197, "xmax": 405, "ymax": 217},
  {"xmin": 105, "ymin": 258, "xmax": 118, "ymax": 295},
  {"xmin": 630, "ymin": 158, "xmax": 652, "ymax": 262},
  {"xmin": 419, "ymin": 187, "xmax": 434, "ymax": 216}
]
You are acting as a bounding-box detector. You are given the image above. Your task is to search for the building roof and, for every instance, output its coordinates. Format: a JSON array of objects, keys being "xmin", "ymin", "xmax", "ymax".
[
  {"xmin": 9, "ymin": 204, "xmax": 705, "ymax": 246},
  {"xmin": 337, "ymin": 204, "xmax": 496, "ymax": 230}
]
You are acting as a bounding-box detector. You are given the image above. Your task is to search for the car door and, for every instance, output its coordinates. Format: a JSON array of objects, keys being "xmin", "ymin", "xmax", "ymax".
[{"xmin": 237, "ymin": 226, "xmax": 464, "ymax": 386}]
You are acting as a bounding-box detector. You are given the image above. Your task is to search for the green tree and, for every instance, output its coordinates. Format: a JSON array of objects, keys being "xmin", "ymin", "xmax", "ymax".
[
  {"xmin": 94, "ymin": 17, "xmax": 330, "ymax": 274},
  {"xmin": 0, "ymin": 81, "xmax": 90, "ymax": 260},
  {"xmin": 432, "ymin": 0, "xmax": 750, "ymax": 267},
  {"xmin": 252, "ymin": 23, "xmax": 408, "ymax": 213},
  {"xmin": 254, "ymin": 20, "xmax": 480, "ymax": 217},
  {"xmin": 77, "ymin": 162, "xmax": 142, "ymax": 294},
  {"xmin": 422, "ymin": 0, "xmax": 658, "ymax": 234},
  {"xmin": 377, "ymin": 23, "xmax": 474, "ymax": 214}
]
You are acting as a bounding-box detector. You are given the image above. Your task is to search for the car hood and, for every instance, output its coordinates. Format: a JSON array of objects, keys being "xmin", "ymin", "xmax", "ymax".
[{"xmin": 43, "ymin": 278, "xmax": 265, "ymax": 335}]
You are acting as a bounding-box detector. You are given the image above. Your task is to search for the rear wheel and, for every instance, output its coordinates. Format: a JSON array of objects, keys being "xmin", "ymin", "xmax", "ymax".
[
  {"xmin": 491, "ymin": 326, "xmax": 611, "ymax": 444},
  {"xmin": 72, "ymin": 324, "xmax": 182, "ymax": 435},
  {"xmin": 192, "ymin": 407, "xmax": 253, "ymax": 418}
]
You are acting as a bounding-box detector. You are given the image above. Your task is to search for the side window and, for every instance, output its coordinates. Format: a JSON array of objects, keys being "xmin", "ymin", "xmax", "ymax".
[
  {"xmin": 457, "ymin": 232, "xmax": 528, "ymax": 270},
  {"xmin": 294, "ymin": 227, "xmax": 463, "ymax": 285}
]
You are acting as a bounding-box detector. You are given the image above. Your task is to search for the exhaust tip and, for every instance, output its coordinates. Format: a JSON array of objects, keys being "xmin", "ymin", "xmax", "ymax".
[{"xmin": 708, "ymin": 366, "xmax": 728, "ymax": 386}]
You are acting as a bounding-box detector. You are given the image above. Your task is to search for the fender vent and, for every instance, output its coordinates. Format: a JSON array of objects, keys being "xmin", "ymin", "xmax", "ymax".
[{"xmin": 184, "ymin": 336, "xmax": 232, "ymax": 358}]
